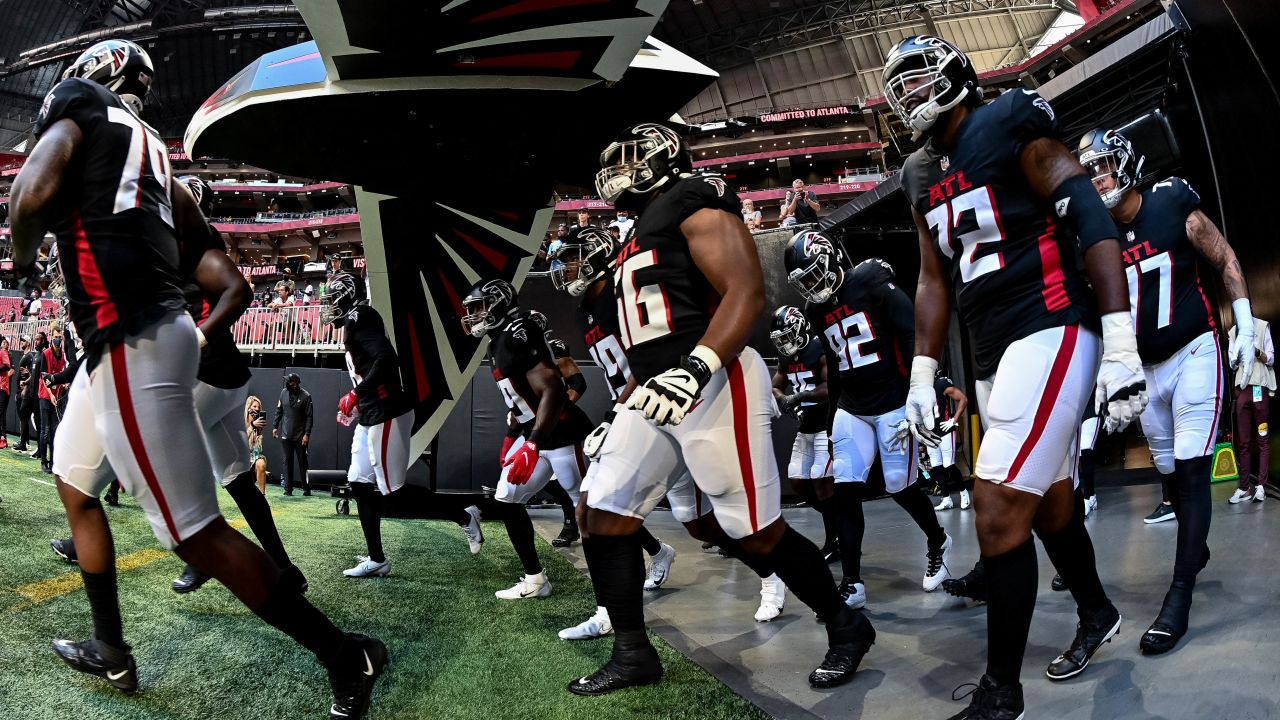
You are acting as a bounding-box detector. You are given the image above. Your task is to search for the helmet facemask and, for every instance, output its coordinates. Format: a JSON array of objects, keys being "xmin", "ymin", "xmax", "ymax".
[
  {"xmin": 549, "ymin": 230, "xmax": 612, "ymax": 297},
  {"xmin": 883, "ymin": 41, "xmax": 974, "ymax": 141},
  {"xmin": 461, "ymin": 296, "xmax": 502, "ymax": 338},
  {"xmin": 595, "ymin": 123, "xmax": 685, "ymax": 208},
  {"xmin": 1079, "ymin": 141, "xmax": 1142, "ymax": 209},
  {"xmin": 788, "ymin": 253, "xmax": 842, "ymax": 304}
]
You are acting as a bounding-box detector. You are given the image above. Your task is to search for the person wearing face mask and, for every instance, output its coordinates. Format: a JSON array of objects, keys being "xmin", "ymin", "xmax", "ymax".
[
  {"xmin": 273, "ymin": 373, "xmax": 314, "ymax": 496},
  {"xmin": 16, "ymin": 333, "xmax": 45, "ymax": 455},
  {"xmin": 36, "ymin": 332, "xmax": 68, "ymax": 473},
  {"xmin": 610, "ymin": 209, "xmax": 634, "ymax": 239}
]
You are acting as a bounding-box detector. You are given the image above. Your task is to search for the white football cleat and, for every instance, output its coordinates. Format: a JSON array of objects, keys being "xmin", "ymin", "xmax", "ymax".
[
  {"xmin": 343, "ymin": 558, "xmax": 390, "ymax": 578},
  {"xmin": 496, "ymin": 573, "xmax": 551, "ymax": 600},
  {"xmin": 923, "ymin": 534, "xmax": 953, "ymax": 592},
  {"xmin": 643, "ymin": 543, "xmax": 676, "ymax": 591},
  {"xmin": 960, "ymin": 489, "xmax": 971, "ymax": 510},
  {"xmin": 559, "ymin": 607, "xmax": 613, "ymax": 640},
  {"xmin": 1229, "ymin": 488, "xmax": 1251, "ymax": 505},
  {"xmin": 934, "ymin": 496, "xmax": 954, "ymax": 511},
  {"xmin": 754, "ymin": 574, "xmax": 786, "ymax": 622},
  {"xmin": 841, "ymin": 581, "xmax": 867, "ymax": 610},
  {"xmin": 1084, "ymin": 495, "xmax": 1098, "ymax": 517},
  {"xmin": 461, "ymin": 505, "xmax": 484, "ymax": 554}
]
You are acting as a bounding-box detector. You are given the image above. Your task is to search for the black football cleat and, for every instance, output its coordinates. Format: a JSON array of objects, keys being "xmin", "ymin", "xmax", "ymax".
[
  {"xmin": 327, "ymin": 634, "xmax": 388, "ymax": 720},
  {"xmin": 942, "ymin": 559, "xmax": 987, "ymax": 603},
  {"xmin": 1139, "ymin": 586, "xmax": 1191, "ymax": 655},
  {"xmin": 51, "ymin": 538, "xmax": 78, "ymax": 564},
  {"xmin": 820, "ymin": 542, "xmax": 841, "ymax": 564},
  {"xmin": 551, "ymin": 521, "xmax": 580, "ymax": 548},
  {"xmin": 282, "ymin": 563, "xmax": 310, "ymax": 594},
  {"xmin": 567, "ymin": 643, "xmax": 663, "ymax": 696},
  {"xmin": 1046, "ymin": 603, "xmax": 1121, "ymax": 680},
  {"xmin": 1050, "ymin": 573, "xmax": 1068, "ymax": 592},
  {"xmin": 808, "ymin": 608, "xmax": 875, "ymax": 688},
  {"xmin": 52, "ymin": 636, "xmax": 138, "ymax": 693},
  {"xmin": 172, "ymin": 564, "xmax": 212, "ymax": 594},
  {"xmin": 946, "ymin": 674, "xmax": 1024, "ymax": 720}
]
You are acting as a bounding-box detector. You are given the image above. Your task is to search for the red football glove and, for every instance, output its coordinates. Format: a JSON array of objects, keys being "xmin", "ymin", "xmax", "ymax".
[
  {"xmin": 502, "ymin": 441, "xmax": 539, "ymax": 485},
  {"xmin": 338, "ymin": 390, "xmax": 359, "ymax": 417},
  {"xmin": 499, "ymin": 435, "xmax": 516, "ymax": 461}
]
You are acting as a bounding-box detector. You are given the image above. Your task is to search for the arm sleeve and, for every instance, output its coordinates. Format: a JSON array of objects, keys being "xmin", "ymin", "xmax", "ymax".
[{"xmin": 50, "ymin": 356, "xmax": 82, "ymax": 385}]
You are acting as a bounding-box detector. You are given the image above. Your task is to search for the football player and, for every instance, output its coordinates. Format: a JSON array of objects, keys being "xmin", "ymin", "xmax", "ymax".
[
  {"xmin": 461, "ymin": 279, "xmax": 591, "ymax": 599},
  {"xmin": 325, "ymin": 272, "xmax": 419, "ymax": 579},
  {"xmin": 930, "ymin": 374, "xmax": 970, "ymax": 511},
  {"xmin": 11, "ymin": 40, "xmax": 385, "ymax": 719},
  {"xmin": 568, "ymin": 123, "xmax": 874, "ymax": 696},
  {"xmin": 769, "ymin": 305, "xmax": 839, "ymax": 563},
  {"xmin": 784, "ymin": 241, "xmax": 954, "ymax": 607},
  {"xmin": 888, "ymin": 35, "xmax": 1141, "ymax": 718},
  {"xmin": 1080, "ymin": 128, "xmax": 1254, "ymax": 654}
]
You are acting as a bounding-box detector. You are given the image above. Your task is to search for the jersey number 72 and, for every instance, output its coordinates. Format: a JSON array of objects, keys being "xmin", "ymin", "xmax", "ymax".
[{"xmin": 925, "ymin": 186, "xmax": 1004, "ymax": 283}]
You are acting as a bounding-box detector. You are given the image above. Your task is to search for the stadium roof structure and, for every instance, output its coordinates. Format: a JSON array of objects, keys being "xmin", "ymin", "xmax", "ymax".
[{"xmin": 0, "ymin": 0, "xmax": 307, "ymax": 148}]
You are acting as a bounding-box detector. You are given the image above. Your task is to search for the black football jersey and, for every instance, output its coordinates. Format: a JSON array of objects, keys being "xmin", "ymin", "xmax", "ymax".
[
  {"xmin": 342, "ymin": 304, "xmax": 410, "ymax": 426},
  {"xmin": 1117, "ymin": 178, "xmax": 1216, "ymax": 364},
  {"xmin": 782, "ymin": 336, "xmax": 827, "ymax": 409},
  {"xmin": 34, "ymin": 78, "xmax": 187, "ymax": 367},
  {"xmin": 490, "ymin": 314, "xmax": 589, "ymax": 449},
  {"xmin": 901, "ymin": 89, "xmax": 1099, "ymax": 378},
  {"xmin": 805, "ymin": 260, "xmax": 914, "ymax": 416},
  {"xmin": 180, "ymin": 225, "xmax": 251, "ymax": 390},
  {"xmin": 612, "ymin": 173, "xmax": 740, "ymax": 382},
  {"xmin": 577, "ymin": 277, "xmax": 632, "ymax": 401}
]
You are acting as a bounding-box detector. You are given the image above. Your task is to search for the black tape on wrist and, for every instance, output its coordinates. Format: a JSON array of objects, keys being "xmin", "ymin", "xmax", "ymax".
[
  {"xmin": 565, "ymin": 372, "xmax": 587, "ymax": 397},
  {"xmin": 1051, "ymin": 173, "xmax": 1120, "ymax": 251},
  {"xmin": 679, "ymin": 354, "xmax": 713, "ymax": 390}
]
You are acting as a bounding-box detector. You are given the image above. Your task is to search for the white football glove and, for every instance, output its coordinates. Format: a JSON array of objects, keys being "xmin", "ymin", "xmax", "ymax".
[
  {"xmin": 904, "ymin": 356, "xmax": 941, "ymax": 448},
  {"xmin": 628, "ymin": 346, "xmax": 720, "ymax": 427},
  {"xmin": 1097, "ymin": 312, "xmax": 1149, "ymax": 434},
  {"xmin": 888, "ymin": 418, "xmax": 914, "ymax": 453},
  {"xmin": 583, "ymin": 404, "xmax": 623, "ymax": 460},
  {"xmin": 938, "ymin": 417, "xmax": 961, "ymax": 435},
  {"xmin": 1228, "ymin": 298, "xmax": 1256, "ymax": 390}
]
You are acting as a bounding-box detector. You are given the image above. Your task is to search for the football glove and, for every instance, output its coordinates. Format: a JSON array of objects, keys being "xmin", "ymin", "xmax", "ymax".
[
  {"xmin": 778, "ymin": 393, "xmax": 802, "ymax": 416},
  {"xmin": 584, "ymin": 404, "xmax": 622, "ymax": 460},
  {"xmin": 1097, "ymin": 312, "xmax": 1148, "ymax": 434},
  {"xmin": 904, "ymin": 356, "xmax": 941, "ymax": 448},
  {"xmin": 938, "ymin": 417, "xmax": 961, "ymax": 435},
  {"xmin": 888, "ymin": 418, "xmax": 915, "ymax": 453},
  {"xmin": 502, "ymin": 441, "xmax": 539, "ymax": 485},
  {"xmin": 499, "ymin": 435, "xmax": 516, "ymax": 461},
  {"xmin": 628, "ymin": 346, "xmax": 720, "ymax": 427},
  {"xmin": 1228, "ymin": 298, "xmax": 1256, "ymax": 389},
  {"xmin": 338, "ymin": 390, "xmax": 359, "ymax": 417}
]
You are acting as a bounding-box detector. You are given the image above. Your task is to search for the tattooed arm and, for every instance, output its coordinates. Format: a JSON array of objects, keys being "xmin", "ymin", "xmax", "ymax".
[{"xmin": 1186, "ymin": 210, "xmax": 1249, "ymax": 301}]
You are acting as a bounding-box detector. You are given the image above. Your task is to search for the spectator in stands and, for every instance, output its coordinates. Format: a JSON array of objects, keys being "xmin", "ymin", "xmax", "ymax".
[
  {"xmin": 610, "ymin": 209, "xmax": 634, "ymax": 238},
  {"xmin": 742, "ymin": 198, "xmax": 763, "ymax": 230},
  {"xmin": 15, "ymin": 333, "xmax": 42, "ymax": 454},
  {"xmin": 0, "ymin": 336, "xmax": 11, "ymax": 449},
  {"xmin": 783, "ymin": 178, "xmax": 820, "ymax": 226},
  {"xmin": 303, "ymin": 283, "xmax": 316, "ymax": 305},
  {"xmin": 5, "ymin": 308, "xmax": 15, "ymax": 323},
  {"xmin": 23, "ymin": 288, "xmax": 41, "ymax": 318},
  {"xmin": 35, "ymin": 333, "xmax": 66, "ymax": 474},
  {"xmin": 270, "ymin": 281, "xmax": 295, "ymax": 308},
  {"xmin": 246, "ymin": 395, "xmax": 269, "ymax": 494},
  {"xmin": 328, "ymin": 253, "xmax": 344, "ymax": 277},
  {"xmin": 573, "ymin": 209, "xmax": 593, "ymax": 229},
  {"xmin": 273, "ymin": 373, "xmax": 314, "ymax": 496},
  {"xmin": 607, "ymin": 225, "xmax": 621, "ymax": 242}
]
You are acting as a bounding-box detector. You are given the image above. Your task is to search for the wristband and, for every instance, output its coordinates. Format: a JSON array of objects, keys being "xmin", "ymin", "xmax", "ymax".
[
  {"xmin": 683, "ymin": 344, "xmax": 723, "ymax": 388},
  {"xmin": 1232, "ymin": 298, "xmax": 1254, "ymax": 334},
  {"xmin": 1051, "ymin": 173, "xmax": 1121, "ymax": 251},
  {"xmin": 565, "ymin": 372, "xmax": 587, "ymax": 397},
  {"xmin": 195, "ymin": 326, "xmax": 208, "ymax": 348},
  {"xmin": 1100, "ymin": 312, "xmax": 1139, "ymax": 361},
  {"xmin": 909, "ymin": 355, "xmax": 938, "ymax": 388},
  {"xmin": 604, "ymin": 402, "xmax": 625, "ymax": 424}
]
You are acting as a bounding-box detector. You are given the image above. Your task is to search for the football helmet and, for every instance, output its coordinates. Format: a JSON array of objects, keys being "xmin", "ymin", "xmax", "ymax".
[
  {"xmin": 784, "ymin": 230, "xmax": 846, "ymax": 304},
  {"xmin": 63, "ymin": 39, "xmax": 154, "ymax": 104},
  {"xmin": 178, "ymin": 175, "xmax": 213, "ymax": 216},
  {"xmin": 595, "ymin": 122, "xmax": 691, "ymax": 212},
  {"xmin": 1077, "ymin": 128, "xmax": 1144, "ymax": 209},
  {"xmin": 525, "ymin": 309, "xmax": 548, "ymax": 331},
  {"xmin": 320, "ymin": 272, "xmax": 360, "ymax": 326},
  {"xmin": 882, "ymin": 36, "xmax": 980, "ymax": 140},
  {"xmin": 770, "ymin": 305, "xmax": 810, "ymax": 357},
  {"xmin": 461, "ymin": 278, "xmax": 517, "ymax": 338},
  {"xmin": 549, "ymin": 225, "xmax": 617, "ymax": 297}
]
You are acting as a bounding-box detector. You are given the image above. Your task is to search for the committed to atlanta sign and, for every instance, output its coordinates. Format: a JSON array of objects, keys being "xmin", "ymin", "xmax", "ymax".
[{"xmin": 759, "ymin": 106, "xmax": 853, "ymax": 123}]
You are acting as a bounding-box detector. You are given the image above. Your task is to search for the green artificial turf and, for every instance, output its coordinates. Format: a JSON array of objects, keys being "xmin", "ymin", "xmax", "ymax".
[{"xmin": 0, "ymin": 455, "xmax": 768, "ymax": 720}]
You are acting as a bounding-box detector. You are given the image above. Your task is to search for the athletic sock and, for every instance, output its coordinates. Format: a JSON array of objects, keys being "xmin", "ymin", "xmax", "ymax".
[
  {"xmin": 224, "ymin": 471, "xmax": 291, "ymax": 568},
  {"xmin": 892, "ymin": 483, "xmax": 948, "ymax": 548},
  {"xmin": 351, "ymin": 483, "xmax": 386, "ymax": 564},
  {"xmin": 252, "ymin": 577, "xmax": 349, "ymax": 664},
  {"xmin": 984, "ymin": 539, "xmax": 1037, "ymax": 685},
  {"xmin": 637, "ymin": 525, "xmax": 662, "ymax": 556},
  {"xmin": 814, "ymin": 493, "xmax": 839, "ymax": 548},
  {"xmin": 1079, "ymin": 449, "xmax": 1096, "ymax": 499},
  {"xmin": 767, "ymin": 525, "xmax": 844, "ymax": 622},
  {"xmin": 582, "ymin": 536, "xmax": 604, "ymax": 607},
  {"xmin": 543, "ymin": 480, "xmax": 577, "ymax": 526},
  {"xmin": 834, "ymin": 483, "xmax": 865, "ymax": 583},
  {"xmin": 1172, "ymin": 456, "xmax": 1213, "ymax": 587},
  {"xmin": 1037, "ymin": 490, "xmax": 1110, "ymax": 614},
  {"xmin": 81, "ymin": 568, "xmax": 125, "ymax": 650},
  {"xmin": 585, "ymin": 534, "xmax": 647, "ymax": 641},
  {"xmin": 497, "ymin": 502, "xmax": 542, "ymax": 575},
  {"xmin": 716, "ymin": 536, "xmax": 775, "ymax": 578}
]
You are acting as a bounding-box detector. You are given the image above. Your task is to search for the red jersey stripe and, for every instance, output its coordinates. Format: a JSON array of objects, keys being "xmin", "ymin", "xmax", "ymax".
[
  {"xmin": 727, "ymin": 359, "xmax": 759, "ymax": 534},
  {"xmin": 1005, "ymin": 325, "xmax": 1079, "ymax": 483},
  {"xmin": 72, "ymin": 211, "xmax": 118, "ymax": 329},
  {"xmin": 110, "ymin": 343, "xmax": 182, "ymax": 542}
]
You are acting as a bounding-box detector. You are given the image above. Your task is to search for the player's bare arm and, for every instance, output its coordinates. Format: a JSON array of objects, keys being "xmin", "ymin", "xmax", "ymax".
[
  {"xmin": 797, "ymin": 354, "xmax": 829, "ymax": 404},
  {"xmin": 911, "ymin": 206, "xmax": 952, "ymax": 360},
  {"xmin": 1186, "ymin": 210, "xmax": 1249, "ymax": 301},
  {"xmin": 772, "ymin": 368, "xmax": 789, "ymax": 400},
  {"xmin": 9, "ymin": 118, "xmax": 82, "ymax": 266},
  {"xmin": 945, "ymin": 386, "xmax": 968, "ymax": 418},
  {"xmin": 524, "ymin": 362, "xmax": 566, "ymax": 445},
  {"xmin": 556, "ymin": 355, "xmax": 586, "ymax": 403},
  {"xmin": 681, "ymin": 207, "xmax": 765, "ymax": 363},
  {"xmin": 193, "ymin": 249, "xmax": 253, "ymax": 339}
]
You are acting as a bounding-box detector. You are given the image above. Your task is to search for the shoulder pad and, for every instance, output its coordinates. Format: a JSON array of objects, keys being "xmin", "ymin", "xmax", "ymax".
[
  {"xmin": 1001, "ymin": 88, "xmax": 1059, "ymax": 148},
  {"xmin": 673, "ymin": 173, "xmax": 741, "ymax": 221},
  {"xmin": 850, "ymin": 257, "xmax": 895, "ymax": 287},
  {"xmin": 35, "ymin": 78, "xmax": 105, "ymax": 137},
  {"xmin": 1151, "ymin": 176, "xmax": 1200, "ymax": 211}
]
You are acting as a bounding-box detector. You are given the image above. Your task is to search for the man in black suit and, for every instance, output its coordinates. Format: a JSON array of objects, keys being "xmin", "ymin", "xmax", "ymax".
[{"xmin": 273, "ymin": 373, "xmax": 314, "ymax": 496}]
